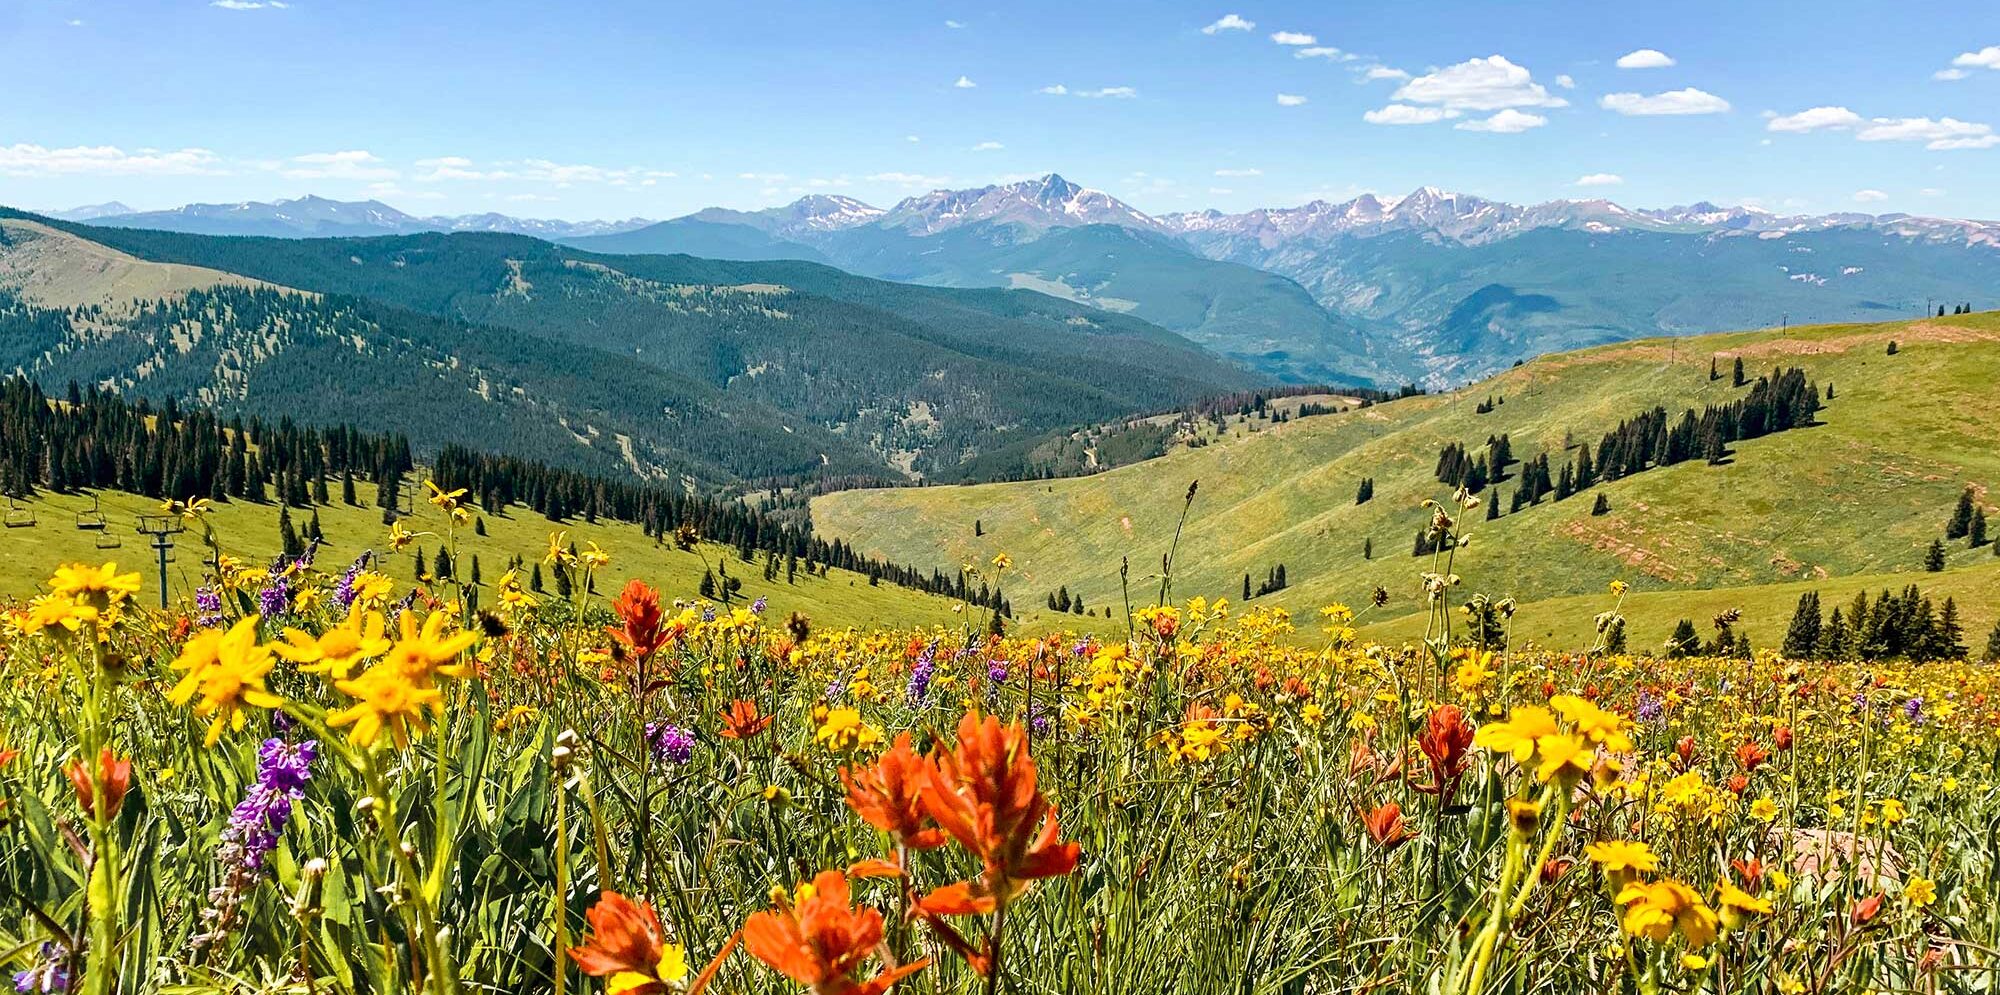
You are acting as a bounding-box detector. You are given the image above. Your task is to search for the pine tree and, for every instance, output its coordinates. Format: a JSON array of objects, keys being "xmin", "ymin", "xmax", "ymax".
[
  {"xmin": 1591, "ymin": 493, "xmax": 1610, "ymax": 516},
  {"xmin": 1732, "ymin": 357, "xmax": 1746, "ymax": 387},
  {"xmin": 1363, "ymin": 537, "xmax": 1373, "ymax": 560},
  {"xmin": 1782, "ymin": 591, "xmax": 1822, "ymax": 658},
  {"xmin": 530, "ymin": 562, "xmax": 545, "ymax": 593},
  {"xmin": 474, "ymin": 517, "xmax": 488, "ymax": 537},
  {"xmin": 1972, "ymin": 508, "xmax": 1989, "ymax": 547},
  {"xmin": 1985, "ymin": 617, "xmax": 2000, "ymax": 662},
  {"xmin": 278, "ymin": 506, "xmax": 302, "ymax": 558},
  {"xmin": 699, "ymin": 570, "xmax": 716, "ymax": 599},
  {"xmin": 1947, "ymin": 488, "xmax": 1974, "ymax": 539},
  {"xmin": 1355, "ymin": 477, "xmax": 1374, "ymax": 504},
  {"xmin": 1886, "ymin": 340, "xmax": 1899, "ymax": 355},
  {"xmin": 307, "ymin": 509, "xmax": 323, "ymax": 541},
  {"xmin": 1925, "ymin": 539, "xmax": 1947, "ymax": 572},
  {"xmin": 1817, "ymin": 607, "xmax": 1848, "ymax": 660},
  {"xmin": 470, "ymin": 554, "xmax": 482, "ymax": 586},
  {"xmin": 1486, "ymin": 496, "xmax": 1500, "ymax": 520},
  {"xmin": 434, "ymin": 547, "xmax": 453, "ymax": 580},
  {"xmin": 340, "ymin": 468, "xmax": 357, "ymax": 506},
  {"xmin": 1939, "ymin": 597, "xmax": 1967, "ymax": 659},
  {"xmin": 1709, "ymin": 357, "xmax": 1720, "ymax": 381},
  {"xmin": 1666, "ymin": 619, "xmax": 1698, "ymax": 658}
]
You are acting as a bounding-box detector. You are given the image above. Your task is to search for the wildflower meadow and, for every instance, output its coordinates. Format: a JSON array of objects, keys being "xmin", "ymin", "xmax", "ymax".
[{"xmin": 1, "ymin": 485, "xmax": 1996, "ymax": 995}]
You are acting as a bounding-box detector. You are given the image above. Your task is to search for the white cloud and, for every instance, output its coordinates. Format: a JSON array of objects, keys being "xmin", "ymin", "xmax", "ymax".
[
  {"xmin": 1856, "ymin": 116, "xmax": 1998, "ymax": 150},
  {"xmin": 1599, "ymin": 88, "xmax": 1731, "ymax": 115},
  {"xmin": 1555, "ymin": 73, "xmax": 1576, "ymax": 89},
  {"xmin": 1392, "ymin": 55, "xmax": 1568, "ymax": 111},
  {"xmin": 1079, "ymin": 86, "xmax": 1138, "ymax": 98},
  {"xmin": 1852, "ymin": 189, "xmax": 1889, "ymax": 202},
  {"xmin": 1454, "ymin": 109, "xmax": 1547, "ymax": 133},
  {"xmin": 1363, "ymin": 104, "xmax": 1458, "ymax": 125},
  {"xmin": 1574, "ymin": 172, "xmax": 1624, "ymax": 186},
  {"xmin": 1952, "ymin": 45, "xmax": 2000, "ymax": 69},
  {"xmin": 1275, "ymin": 93, "xmax": 1308, "ymax": 106},
  {"xmin": 867, "ymin": 172, "xmax": 951, "ymax": 187},
  {"xmin": 283, "ymin": 149, "xmax": 397, "ymax": 181},
  {"xmin": 970, "ymin": 140, "xmax": 1004, "ymax": 151},
  {"xmin": 1201, "ymin": 13, "xmax": 1253, "ymax": 34},
  {"xmin": 1295, "ymin": 46, "xmax": 1350, "ymax": 61},
  {"xmin": 1270, "ymin": 31, "xmax": 1316, "ymax": 46},
  {"xmin": 1362, "ymin": 65, "xmax": 1409, "ymax": 81},
  {"xmin": 1208, "ymin": 187, "xmax": 1233, "ymax": 195},
  {"xmin": 210, "ymin": 0, "xmax": 288, "ymax": 9},
  {"xmin": 1214, "ymin": 167, "xmax": 1263, "ymax": 176},
  {"xmin": 1038, "ymin": 84, "xmax": 1068, "ymax": 95},
  {"xmin": 1934, "ymin": 69, "xmax": 1969, "ymax": 81},
  {"xmin": 944, "ymin": 19, "xmax": 964, "ymax": 28},
  {"xmin": 67, "ymin": 18, "xmax": 84, "ymax": 26},
  {"xmin": 1920, "ymin": 187, "xmax": 1946, "ymax": 196},
  {"xmin": 953, "ymin": 75, "xmax": 976, "ymax": 89},
  {"xmin": 1614, "ymin": 48, "xmax": 1676, "ymax": 69},
  {"xmin": 0, "ymin": 143, "xmax": 224, "ymax": 177},
  {"xmin": 1766, "ymin": 106, "xmax": 1862, "ymax": 132}
]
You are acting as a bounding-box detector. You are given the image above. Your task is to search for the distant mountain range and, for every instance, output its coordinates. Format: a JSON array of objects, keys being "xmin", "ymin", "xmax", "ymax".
[
  {"xmin": 66, "ymin": 195, "xmax": 653, "ymax": 239},
  {"xmin": 51, "ymin": 178, "xmax": 2000, "ymax": 385}
]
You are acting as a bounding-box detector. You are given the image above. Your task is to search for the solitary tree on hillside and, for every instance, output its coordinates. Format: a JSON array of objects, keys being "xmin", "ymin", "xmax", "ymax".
[
  {"xmin": 1972, "ymin": 508, "xmax": 1989, "ymax": 548},
  {"xmin": 1986, "ymin": 617, "xmax": 2000, "ymax": 662},
  {"xmin": 1665, "ymin": 619, "xmax": 1699, "ymax": 658},
  {"xmin": 1591, "ymin": 493, "xmax": 1611, "ymax": 516},
  {"xmin": 1732, "ymin": 357, "xmax": 1747, "ymax": 387},
  {"xmin": 1925, "ymin": 539, "xmax": 1947, "ymax": 572},
  {"xmin": 1356, "ymin": 478, "xmax": 1374, "ymax": 504},
  {"xmin": 1947, "ymin": 488, "xmax": 1975, "ymax": 539}
]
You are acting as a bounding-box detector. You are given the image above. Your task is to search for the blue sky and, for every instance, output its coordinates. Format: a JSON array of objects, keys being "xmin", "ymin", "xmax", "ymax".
[{"xmin": 3, "ymin": 0, "xmax": 1997, "ymax": 220}]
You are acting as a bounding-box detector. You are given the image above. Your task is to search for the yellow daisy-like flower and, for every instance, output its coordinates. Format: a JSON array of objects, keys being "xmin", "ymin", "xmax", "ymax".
[
  {"xmin": 1473, "ymin": 705, "xmax": 1560, "ymax": 763},
  {"xmin": 382, "ymin": 611, "xmax": 478, "ymax": 686},
  {"xmin": 273, "ymin": 610, "xmax": 393, "ymax": 681},
  {"xmin": 608, "ymin": 943, "xmax": 688, "ymax": 994},
  {"xmin": 350, "ymin": 572, "xmax": 395, "ymax": 606},
  {"xmin": 1534, "ymin": 732, "xmax": 1594, "ymax": 784},
  {"xmin": 579, "ymin": 541, "xmax": 611, "ymax": 570},
  {"xmin": 1550, "ymin": 694, "xmax": 1634, "ymax": 753},
  {"xmin": 1617, "ymin": 878, "xmax": 1719, "ymax": 948},
  {"xmin": 166, "ymin": 618, "xmax": 284, "ymax": 747},
  {"xmin": 991, "ymin": 552, "xmax": 1012, "ymax": 570},
  {"xmin": 1585, "ymin": 840, "xmax": 1660, "ymax": 876},
  {"xmin": 49, "ymin": 562, "xmax": 143, "ymax": 606},
  {"xmin": 425, "ymin": 479, "xmax": 467, "ymax": 512},
  {"xmin": 18, "ymin": 594, "xmax": 101, "ymax": 637},
  {"xmin": 387, "ymin": 519, "xmax": 419, "ymax": 552},
  {"xmin": 328, "ymin": 661, "xmax": 445, "ymax": 750},
  {"xmin": 545, "ymin": 530, "xmax": 575, "ymax": 567},
  {"xmin": 811, "ymin": 705, "xmax": 881, "ymax": 753},
  {"xmin": 1903, "ymin": 876, "xmax": 1936, "ymax": 908},
  {"xmin": 1715, "ymin": 881, "xmax": 1774, "ymax": 929},
  {"xmin": 1749, "ymin": 796, "xmax": 1780, "ymax": 821}
]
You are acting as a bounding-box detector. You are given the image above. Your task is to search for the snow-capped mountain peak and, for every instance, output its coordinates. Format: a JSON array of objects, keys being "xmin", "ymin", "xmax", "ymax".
[{"xmin": 880, "ymin": 173, "xmax": 1164, "ymax": 234}]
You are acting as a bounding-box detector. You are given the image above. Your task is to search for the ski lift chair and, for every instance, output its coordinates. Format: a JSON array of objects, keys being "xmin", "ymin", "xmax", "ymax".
[{"xmin": 3, "ymin": 495, "xmax": 34, "ymax": 528}]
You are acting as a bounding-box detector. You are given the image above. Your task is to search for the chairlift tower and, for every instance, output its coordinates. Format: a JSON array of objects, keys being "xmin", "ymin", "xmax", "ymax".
[{"xmin": 135, "ymin": 515, "xmax": 187, "ymax": 609}]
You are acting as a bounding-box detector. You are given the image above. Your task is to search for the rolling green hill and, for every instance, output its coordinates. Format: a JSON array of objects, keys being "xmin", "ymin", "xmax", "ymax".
[
  {"xmin": 0, "ymin": 207, "xmax": 1256, "ymax": 485},
  {"xmin": 813, "ymin": 311, "xmax": 2000, "ymax": 641}
]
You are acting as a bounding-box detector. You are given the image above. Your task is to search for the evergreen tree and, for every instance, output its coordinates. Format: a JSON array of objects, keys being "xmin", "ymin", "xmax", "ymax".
[
  {"xmin": 1709, "ymin": 357, "xmax": 1720, "ymax": 381},
  {"xmin": 1782, "ymin": 591, "xmax": 1822, "ymax": 658},
  {"xmin": 1591, "ymin": 493, "xmax": 1611, "ymax": 516},
  {"xmin": 1816, "ymin": 607, "xmax": 1848, "ymax": 660},
  {"xmin": 530, "ymin": 562, "xmax": 545, "ymax": 593},
  {"xmin": 1886, "ymin": 340, "xmax": 1899, "ymax": 355},
  {"xmin": 1972, "ymin": 508, "xmax": 1989, "ymax": 548},
  {"xmin": 470, "ymin": 554, "xmax": 482, "ymax": 586},
  {"xmin": 434, "ymin": 547, "xmax": 453, "ymax": 580},
  {"xmin": 1939, "ymin": 597, "xmax": 1967, "ymax": 659},
  {"xmin": 553, "ymin": 563, "xmax": 572, "ymax": 597},
  {"xmin": 1732, "ymin": 357, "xmax": 1746, "ymax": 387},
  {"xmin": 307, "ymin": 509, "xmax": 323, "ymax": 541},
  {"xmin": 1666, "ymin": 619, "xmax": 1699, "ymax": 658},
  {"xmin": 1985, "ymin": 617, "xmax": 2000, "ymax": 663},
  {"xmin": 1925, "ymin": 539, "xmax": 1947, "ymax": 572},
  {"xmin": 1243, "ymin": 573, "xmax": 1252, "ymax": 600},
  {"xmin": 1487, "ymin": 495, "xmax": 1500, "ymax": 520},
  {"xmin": 1947, "ymin": 487, "xmax": 1975, "ymax": 539},
  {"xmin": 278, "ymin": 506, "xmax": 302, "ymax": 558},
  {"xmin": 1355, "ymin": 477, "xmax": 1374, "ymax": 504},
  {"xmin": 474, "ymin": 517, "xmax": 488, "ymax": 537},
  {"xmin": 699, "ymin": 570, "xmax": 716, "ymax": 599},
  {"xmin": 341, "ymin": 468, "xmax": 357, "ymax": 506},
  {"xmin": 1363, "ymin": 537, "xmax": 1373, "ymax": 559}
]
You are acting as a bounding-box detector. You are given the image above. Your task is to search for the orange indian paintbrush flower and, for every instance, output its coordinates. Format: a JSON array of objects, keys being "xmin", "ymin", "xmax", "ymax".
[
  {"xmin": 606, "ymin": 579, "xmax": 670, "ymax": 661},
  {"xmin": 719, "ymin": 698, "xmax": 775, "ymax": 740},
  {"xmin": 64, "ymin": 747, "xmax": 132, "ymax": 819},
  {"xmin": 1361, "ymin": 802, "xmax": 1416, "ymax": 851},
  {"xmin": 568, "ymin": 891, "xmax": 689, "ymax": 995},
  {"xmin": 841, "ymin": 731, "xmax": 946, "ymax": 853},
  {"xmin": 915, "ymin": 713, "xmax": 1080, "ymax": 917},
  {"xmin": 744, "ymin": 870, "xmax": 928, "ymax": 995}
]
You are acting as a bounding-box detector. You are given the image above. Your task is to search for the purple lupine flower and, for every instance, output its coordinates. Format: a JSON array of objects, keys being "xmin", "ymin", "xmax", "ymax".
[
  {"xmin": 906, "ymin": 640, "xmax": 938, "ymax": 705},
  {"xmin": 12, "ymin": 944, "xmax": 69, "ymax": 993},
  {"xmin": 1635, "ymin": 691, "xmax": 1664, "ymax": 724},
  {"xmin": 645, "ymin": 722, "xmax": 694, "ymax": 765},
  {"xmin": 987, "ymin": 660, "xmax": 1009, "ymax": 684},
  {"xmin": 1903, "ymin": 697, "xmax": 1924, "ymax": 723},
  {"xmin": 702, "ymin": 607, "xmax": 717, "ymax": 623},
  {"xmin": 256, "ymin": 576, "xmax": 291, "ymax": 619},
  {"xmin": 824, "ymin": 681, "xmax": 846, "ymax": 704},
  {"xmin": 1029, "ymin": 703, "xmax": 1052, "ymax": 737},
  {"xmin": 194, "ymin": 738, "xmax": 317, "ymax": 951},
  {"xmin": 195, "ymin": 586, "xmax": 224, "ymax": 628},
  {"xmin": 333, "ymin": 551, "xmax": 373, "ymax": 611},
  {"xmin": 751, "ymin": 596, "xmax": 767, "ymax": 615}
]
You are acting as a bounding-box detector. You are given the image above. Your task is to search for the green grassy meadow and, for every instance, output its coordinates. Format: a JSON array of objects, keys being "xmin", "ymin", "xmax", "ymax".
[
  {"xmin": 814, "ymin": 311, "xmax": 2000, "ymax": 641},
  {"xmin": 0, "ymin": 483, "xmax": 969, "ymax": 631}
]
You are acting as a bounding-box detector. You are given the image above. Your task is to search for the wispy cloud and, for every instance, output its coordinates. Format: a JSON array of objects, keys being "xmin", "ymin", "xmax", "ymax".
[
  {"xmin": 1295, "ymin": 46, "xmax": 1351, "ymax": 61},
  {"xmin": 1362, "ymin": 105, "xmax": 1458, "ymax": 125},
  {"xmin": 1201, "ymin": 13, "xmax": 1253, "ymax": 34},
  {"xmin": 210, "ymin": 0, "xmax": 288, "ymax": 9},
  {"xmin": 1852, "ymin": 189, "xmax": 1888, "ymax": 202},
  {"xmin": 1270, "ymin": 30, "xmax": 1316, "ymax": 45},
  {"xmin": 1454, "ymin": 109, "xmax": 1547, "ymax": 133},
  {"xmin": 1214, "ymin": 167, "xmax": 1263, "ymax": 177},
  {"xmin": 1361, "ymin": 65, "xmax": 1409, "ymax": 82},
  {"xmin": 1856, "ymin": 116, "xmax": 1997, "ymax": 150},
  {"xmin": 1555, "ymin": 74, "xmax": 1576, "ymax": 89},
  {"xmin": 1275, "ymin": 93, "xmax": 1308, "ymax": 106},
  {"xmin": 1038, "ymin": 84, "xmax": 1069, "ymax": 95},
  {"xmin": 944, "ymin": 19, "xmax": 964, "ymax": 28},
  {"xmin": 0, "ymin": 143, "xmax": 224, "ymax": 177},
  {"xmin": 1766, "ymin": 106, "xmax": 1862, "ymax": 132},
  {"xmin": 953, "ymin": 75, "xmax": 977, "ymax": 89},
  {"xmin": 970, "ymin": 140, "xmax": 1005, "ymax": 151},
  {"xmin": 283, "ymin": 149, "xmax": 397, "ymax": 181},
  {"xmin": 1599, "ymin": 88, "xmax": 1731, "ymax": 115},
  {"xmin": 1574, "ymin": 172, "xmax": 1624, "ymax": 186}
]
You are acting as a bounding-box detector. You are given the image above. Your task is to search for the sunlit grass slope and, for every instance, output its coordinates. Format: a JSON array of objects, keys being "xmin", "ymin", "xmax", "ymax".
[
  {"xmin": 0, "ymin": 484, "xmax": 969, "ymax": 632},
  {"xmin": 815, "ymin": 311, "xmax": 2000, "ymax": 637}
]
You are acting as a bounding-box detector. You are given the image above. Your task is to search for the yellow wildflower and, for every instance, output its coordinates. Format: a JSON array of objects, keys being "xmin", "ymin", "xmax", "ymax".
[{"xmin": 166, "ymin": 618, "xmax": 283, "ymax": 746}]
